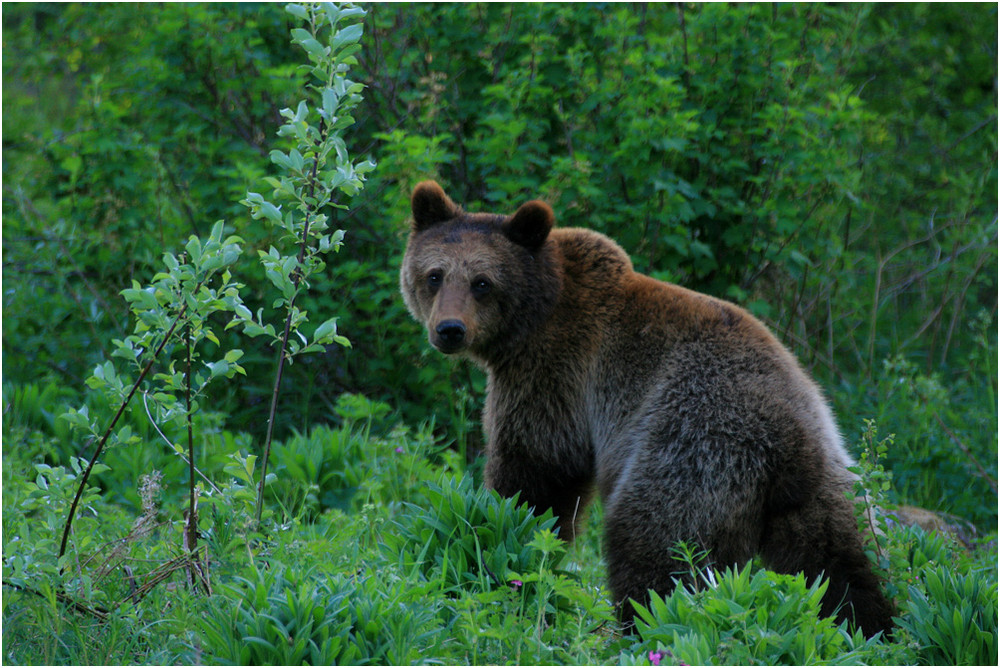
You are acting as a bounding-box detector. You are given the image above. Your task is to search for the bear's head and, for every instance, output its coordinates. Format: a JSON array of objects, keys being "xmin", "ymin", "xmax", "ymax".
[{"xmin": 400, "ymin": 181, "xmax": 559, "ymax": 359}]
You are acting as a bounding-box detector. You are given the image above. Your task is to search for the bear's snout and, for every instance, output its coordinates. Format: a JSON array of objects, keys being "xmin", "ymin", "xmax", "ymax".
[{"xmin": 433, "ymin": 319, "xmax": 467, "ymax": 353}]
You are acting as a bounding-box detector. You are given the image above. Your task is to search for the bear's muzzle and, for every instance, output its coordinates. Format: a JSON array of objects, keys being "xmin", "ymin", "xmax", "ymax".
[{"xmin": 432, "ymin": 319, "xmax": 467, "ymax": 354}]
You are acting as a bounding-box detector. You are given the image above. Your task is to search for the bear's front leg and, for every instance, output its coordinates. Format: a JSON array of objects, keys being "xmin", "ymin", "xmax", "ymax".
[
  {"xmin": 484, "ymin": 451, "xmax": 595, "ymax": 542},
  {"xmin": 482, "ymin": 375, "xmax": 596, "ymax": 541}
]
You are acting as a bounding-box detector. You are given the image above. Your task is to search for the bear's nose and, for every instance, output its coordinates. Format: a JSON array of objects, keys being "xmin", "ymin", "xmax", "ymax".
[{"xmin": 435, "ymin": 319, "xmax": 466, "ymax": 348}]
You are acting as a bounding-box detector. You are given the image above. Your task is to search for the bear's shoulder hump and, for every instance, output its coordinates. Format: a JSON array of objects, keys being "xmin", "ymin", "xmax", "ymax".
[{"xmin": 552, "ymin": 228, "xmax": 633, "ymax": 276}]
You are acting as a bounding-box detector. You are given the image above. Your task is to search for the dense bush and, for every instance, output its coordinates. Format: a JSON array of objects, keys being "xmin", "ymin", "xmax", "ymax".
[
  {"xmin": 5, "ymin": 3, "xmax": 995, "ymax": 453},
  {"xmin": 2, "ymin": 2, "xmax": 996, "ymax": 665},
  {"xmin": 629, "ymin": 566, "xmax": 860, "ymax": 665},
  {"xmin": 198, "ymin": 567, "xmax": 447, "ymax": 665},
  {"xmin": 898, "ymin": 563, "xmax": 998, "ymax": 666},
  {"xmin": 381, "ymin": 473, "xmax": 562, "ymax": 593}
]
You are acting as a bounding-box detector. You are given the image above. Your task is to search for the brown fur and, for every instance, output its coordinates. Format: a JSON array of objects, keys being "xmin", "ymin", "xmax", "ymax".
[{"xmin": 400, "ymin": 181, "xmax": 895, "ymax": 638}]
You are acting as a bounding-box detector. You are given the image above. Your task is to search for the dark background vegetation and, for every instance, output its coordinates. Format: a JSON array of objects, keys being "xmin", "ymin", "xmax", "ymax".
[
  {"xmin": 2, "ymin": 3, "xmax": 997, "ymax": 665},
  {"xmin": 5, "ymin": 1, "xmax": 995, "ymax": 523}
]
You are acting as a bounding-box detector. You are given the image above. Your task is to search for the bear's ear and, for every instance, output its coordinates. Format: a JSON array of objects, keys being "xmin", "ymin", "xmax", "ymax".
[
  {"xmin": 411, "ymin": 181, "xmax": 459, "ymax": 231},
  {"xmin": 504, "ymin": 200, "xmax": 554, "ymax": 249}
]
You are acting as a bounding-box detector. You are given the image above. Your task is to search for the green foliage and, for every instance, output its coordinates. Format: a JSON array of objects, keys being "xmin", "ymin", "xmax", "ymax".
[
  {"xmin": 4, "ymin": 412, "xmax": 998, "ymax": 665},
  {"xmin": 233, "ymin": 1, "xmax": 372, "ymax": 520},
  {"xmin": 2, "ymin": 382, "xmax": 79, "ymax": 463},
  {"xmin": 267, "ymin": 393, "xmax": 453, "ymax": 519},
  {"xmin": 352, "ymin": 2, "xmax": 996, "ymax": 453},
  {"xmin": 236, "ymin": 3, "xmax": 371, "ymax": 357},
  {"xmin": 55, "ymin": 210, "xmax": 246, "ymax": 562},
  {"xmin": 626, "ymin": 565, "xmax": 861, "ymax": 666},
  {"xmin": 898, "ymin": 563, "xmax": 998, "ymax": 666},
  {"xmin": 849, "ymin": 419, "xmax": 896, "ymax": 583},
  {"xmin": 437, "ymin": 504, "xmax": 616, "ymax": 665},
  {"xmin": 5, "ymin": 2, "xmax": 994, "ymax": 448},
  {"xmin": 382, "ymin": 473, "xmax": 562, "ymax": 594},
  {"xmin": 197, "ymin": 567, "xmax": 446, "ymax": 665},
  {"xmin": 861, "ymin": 353, "xmax": 998, "ymax": 528},
  {"xmin": 4, "ymin": 455, "xmax": 110, "ymax": 588},
  {"xmin": 2, "ymin": 3, "xmax": 997, "ymax": 666},
  {"xmin": 3, "ymin": 3, "xmax": 296, "ymax": 386},
  {"xmin": 69, "ymin": 220, "xmax": 246, "ymax": 435}
]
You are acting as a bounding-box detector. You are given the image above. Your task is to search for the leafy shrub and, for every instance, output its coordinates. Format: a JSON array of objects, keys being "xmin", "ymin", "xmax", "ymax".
[
  {"xmin": 381, "ymin": 473, "xmax": 561, "ymax": 594},
  {"xmin": 3, "ymin": 455, "xmax": 110, "ymax": 588},
  {"xmin": 865, "ymin": 355, "xmax": 998, "ymax": 529},
  {"xmin": 267, "ymin": 393, "xmax": 455, "ymax": 519},
  {"xmin": 897, "ymin": 563, "xmax": 998, "ymax": 666},
  {"xmin": 628, "ymin": 564, "xmax": 861, "ymax": 665},
  {"xmin": 197, "ymin": 566, "xmax": 446, "ymax": 665},
  {"xmin": 2, "ymin": 3, "xmax": 297, "ymax": 389}
]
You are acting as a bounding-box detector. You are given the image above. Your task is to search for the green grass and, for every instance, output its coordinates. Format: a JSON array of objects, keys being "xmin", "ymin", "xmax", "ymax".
[{"xmin": 3, "ymin": 397, "xmax": 997, "ymax": 666}]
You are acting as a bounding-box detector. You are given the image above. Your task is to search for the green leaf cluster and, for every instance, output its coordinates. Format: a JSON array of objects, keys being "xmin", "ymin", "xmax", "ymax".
[
  {"xmin": 628, "ymin": 565, "xmax": 859, "ymax": 666},
  {"xmin": 198, "ymin": 567, "xmax": 445, "ymax": 665},
  {"xmin": 898, "ymin": 564, "xmax": 998, "ymax": 666},
  {"xmin": 382, "ymin": 473, "xmax": 562, "ymax": 595}
]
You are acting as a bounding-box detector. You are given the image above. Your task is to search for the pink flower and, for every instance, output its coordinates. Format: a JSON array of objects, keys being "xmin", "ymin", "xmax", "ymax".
[
  {"xmin": 394, "ymin": 446, "xmax": 404, "ymax": 453},
  {"xmin": 510, "ymin": 579, "xmax": 523, "ymax": 590},
  {"xmin": 648, "ymin": 650, "xmax": 664, "ymax": 666}
]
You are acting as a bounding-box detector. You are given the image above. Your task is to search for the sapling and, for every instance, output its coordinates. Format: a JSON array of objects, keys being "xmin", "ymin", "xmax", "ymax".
[
  {"xmin": 236, "ymin": 1, "xmax": 374, "ymax": 523},
  {"xmin": 54, "ymin": 0, "xmax": 371, "ymax": 609},
  {"xmin": 849, "ymin": 418, "xmax": 895, "ymax": 573},
  {"xmin": 60, "ymin": 221, "xmax": 246, "ymax": 580}
]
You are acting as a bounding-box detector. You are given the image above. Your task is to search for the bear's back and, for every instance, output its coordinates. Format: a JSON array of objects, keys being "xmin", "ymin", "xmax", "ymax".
[{"xmin": 545, "ymin": 229, "xmax": 851, "ymax": 500}]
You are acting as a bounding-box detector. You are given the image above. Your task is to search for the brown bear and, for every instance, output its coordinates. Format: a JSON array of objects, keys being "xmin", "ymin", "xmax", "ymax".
[{"xmin": 399, "ymin": 180, "xmax": 895, "ymax": 638}]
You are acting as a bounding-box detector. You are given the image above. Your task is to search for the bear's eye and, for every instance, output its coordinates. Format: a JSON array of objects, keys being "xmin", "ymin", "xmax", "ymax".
[
  {"xmin": 471, "ymin": 277, "xmax": 492, "ymax": 298},
  {"xmin": 427, "ymin": 270, "xmax": 443, "ymax": 291}
]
